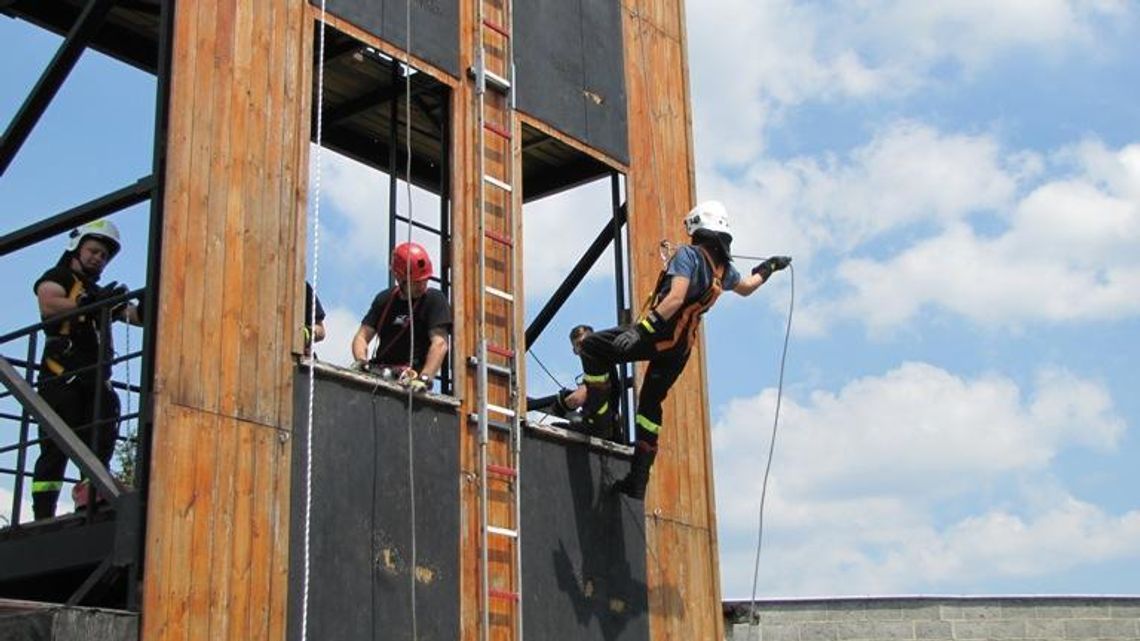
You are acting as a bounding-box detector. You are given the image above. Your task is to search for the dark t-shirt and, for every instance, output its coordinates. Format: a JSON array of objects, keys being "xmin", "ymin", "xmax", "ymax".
[
  {"xmin": 304, "ymin": 282, "xmax": 326, "ymax": 328},
  {"xmin": 34, "ymin": 265, "xmax": 112, "ymax": 379},
  {"xmin": 361, "ymin": 287, "xmax": 451, "ymax": 369}
]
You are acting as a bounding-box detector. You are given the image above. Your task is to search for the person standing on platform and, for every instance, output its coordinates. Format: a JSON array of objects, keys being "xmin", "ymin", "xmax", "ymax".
[
  {"xmin": 31, "ymin": 220, "xmax": 141, "ymax": 520},
  {"xmin": 575, "ymin": 201, "xmax": 790, "ymax": 500},
  {"xmin": 350, "ymin": 242, "xmax": 452, "ymax": 394}
]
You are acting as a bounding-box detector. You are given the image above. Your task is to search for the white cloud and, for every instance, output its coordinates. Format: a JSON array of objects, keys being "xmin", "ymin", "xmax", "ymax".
[
  {"xmin": 309, "ymin": 147, "xmax": 443, "ymax": 275},
  {"xmin": 522, "ymin": 178, "xmax": 617, "ymax": 297},
  {"xmin": 313, "ymin": 305, "xmax": 359, "ymax": 368},
  {"xmin": 714, "ymin": 362, "xmax": 1134, "ymax": 596},
  {"xmin": 733, "ymin": 122, "xmax": 1019, "ymax": 254},
  {"xmin": 685, "ymin": 0, "xmax": 1130, "ymax": 168},
  {"xmin": 731, "ymin": 133, "xmax": 1140, "ymax": 333}
]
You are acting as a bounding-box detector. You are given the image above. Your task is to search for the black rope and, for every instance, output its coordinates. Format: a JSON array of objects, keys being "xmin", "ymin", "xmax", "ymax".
[
  {"xmin": 527, "ymin": 348, "xmax": 567, "ymax": 390},
  {"xmin": 746, "ymin": 264, "xmax": 794, "ymax": 637}
]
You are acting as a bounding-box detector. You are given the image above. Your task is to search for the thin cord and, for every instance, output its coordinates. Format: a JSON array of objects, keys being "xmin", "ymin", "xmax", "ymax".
[
  {"xmin": 124, "ymin": 323, "xmax": 133, "ymax": 479},
  {"xmin": 746, "ymin": 264, "xmax": 794, "ymax": 639},
  {"xmin": 301, "ymin": 5, "xmax": 328, "ymax": 641},
  {"xmin": 527, "ymin": 349, "xmax": 567, "ymax": 390},
  {"xmin": 401, "ymin": 2, "xmax": 420, "ymax": 637}
]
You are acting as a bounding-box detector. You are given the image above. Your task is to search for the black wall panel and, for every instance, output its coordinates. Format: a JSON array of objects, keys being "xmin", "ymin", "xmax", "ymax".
[
  {"xmin": 521, "ymin": 433, "xmax": 649, "ymax": 641},
  {"xmin": 287, "ymin": 365, "xmax": 649, "ymax": 640},
  {"xmin": 314, "ymin": 0, "xmax": 460, "ymax": 77},
  {"xmin": 516, "ymin": 0, "xmax": 629, "ymax": 163},
  {"xmin": 288, "ymin": 369, "xmax": 460, "ymax": 641}
]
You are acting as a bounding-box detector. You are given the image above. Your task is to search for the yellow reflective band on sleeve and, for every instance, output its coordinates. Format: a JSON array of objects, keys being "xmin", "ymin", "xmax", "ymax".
[
  {"xmin": 635, "ymin": 414, "xmax": 661, "ymax": 434},
  {"xmin": 582, "ymin": 373, "xmax": 610, "ymax": 384},
  {"xmin": 639, "ymin": 318, "xmax": 656, "ymax": 333},
  {"xmin": 594, "ymin": 402, "xmax": 609, "ymax": 417},
  {"xmin": 32, "ymin": 481, "xmax": 64, "ymax": 493},
  {"xmin": 44, "ymin": 357, "xmax": 64, "ymax": 376}
]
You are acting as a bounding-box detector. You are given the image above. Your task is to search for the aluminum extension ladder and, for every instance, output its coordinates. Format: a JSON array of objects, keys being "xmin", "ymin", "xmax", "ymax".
[{"xmin": 471, "ymin": 0, "xmax": 523, "ymax": 638}]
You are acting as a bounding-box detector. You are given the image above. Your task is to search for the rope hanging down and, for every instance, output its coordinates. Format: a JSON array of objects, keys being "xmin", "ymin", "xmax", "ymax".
[
  {"xmin": 307, "ymin": 5, "xmax": 421, "ymax": 639},
  {"xmin": 735, "ymin": 259, "xmax": 794, "ymax": 641},
  {"xmin": 301, "ymin": 3, "xmax": 330, "ymax": 641},
  {"xmin": 398, "ymin": 0, "xmax": 421, "ymax": 637}
]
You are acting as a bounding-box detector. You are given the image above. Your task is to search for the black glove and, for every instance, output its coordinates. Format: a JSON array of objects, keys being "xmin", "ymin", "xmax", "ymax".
[
  {"xmin": 752, "ymin": 256, "xmax": 792, "ymax": 281},
  {"xmin": 613, "ymin": 326, "xmax": 641, "ymax": 352},
  {"xmin": 79, "ymin": 281, "xmax": 129, "ymax": 315},
  {"xmin": 614, "ymin": 310, "xmax": 665, "ymax": 352},
  {"xmin": 98, "ymin": 281, "xmax": 129, "ymax": 300},
  {"xmin": 554, "ymin": 388, "xmax": 575, "ymax": 416}
]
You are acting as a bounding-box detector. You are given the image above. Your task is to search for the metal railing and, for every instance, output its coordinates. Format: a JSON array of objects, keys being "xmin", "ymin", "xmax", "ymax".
[{"xmin": 0, "ymin": 288, "xmax": 147, "ymax": 528}]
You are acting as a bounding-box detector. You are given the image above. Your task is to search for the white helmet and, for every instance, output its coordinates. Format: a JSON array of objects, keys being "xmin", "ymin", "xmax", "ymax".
[
  {"xmin": 66, "ymin": 219, "xmax": 122, "ymax": 259},
  {"xmin": 683, "ymin": 201, "xmax": 732, "ymax": 239}
]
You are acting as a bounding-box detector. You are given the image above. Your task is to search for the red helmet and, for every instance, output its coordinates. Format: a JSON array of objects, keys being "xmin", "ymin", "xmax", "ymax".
[{"xmin": 390, "ymin": 242, "xmax": 433, "ymax": 282}]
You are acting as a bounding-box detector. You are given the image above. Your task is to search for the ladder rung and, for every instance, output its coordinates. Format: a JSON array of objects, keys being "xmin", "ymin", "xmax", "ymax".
[
  {"xmin": 487, "ymin": 464, "xmax": 518, "ymax": 478},
  {"xmin": 487, "ymin": 525, "xmax": 519, "ymax": 539},
  {"xmin": 484, "ymin": 121, "xmax": 512, "ymax": 140},
  {"xmin": 483, "ymin": 69, "xmax": 512, "ymax": 93},
  {"xmin": 468, "ymin": 413, "xmax": 513, "ymax": 433},
  {"xmin": 484, "ymin": 229, "xmax": 514, "ymax": 247},
  {"xmin": 483, "ymin": 174, "xmax": 513, "ymax": 192},
  {"xmin": 490, "ymin": 588, "xmax": 520, "ymax": 602},
  {"xmin": 467, "ymin": 356, "xmax": 513, "ymax": 377},
  {"xmin": 485, "ymin": 286, "xmax": 515, "ymax": 303},
  {"xmin": 487, "ymin": 343, "xmax": 515, "ymax": 359},
  {"xmin": 487, "ymin": 403, "xmax": 516, "ymax": 418},
  {"xmin": 482, "ymin": 18, "xmax": 510, "ymax": 39}
]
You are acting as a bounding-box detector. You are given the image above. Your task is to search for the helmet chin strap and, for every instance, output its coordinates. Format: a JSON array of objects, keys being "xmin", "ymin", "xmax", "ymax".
[{"xmin": 69, "ymin": 252, "xmax": 102, "ymax": 282}]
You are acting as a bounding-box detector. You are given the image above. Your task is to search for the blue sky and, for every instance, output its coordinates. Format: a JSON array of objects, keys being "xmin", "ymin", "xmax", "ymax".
[{"xmin": 3, "ymin": 1, "xmax": 1140, "ymax": 600}]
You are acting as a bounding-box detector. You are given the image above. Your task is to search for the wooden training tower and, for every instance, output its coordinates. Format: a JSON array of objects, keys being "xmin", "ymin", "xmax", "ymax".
[{"xmin": 101, "ymin": 0, "xmax": 719, "ymax": 639}]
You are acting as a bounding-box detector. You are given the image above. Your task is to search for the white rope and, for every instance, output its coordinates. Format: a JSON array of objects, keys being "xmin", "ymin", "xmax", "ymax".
[
  {"xmin": 301, "ymin": 4, "xmax": 329, "ymax": 641},
  {"xmin": 401, "ymin": 1, "xmax": 420, "ymax": 638}
]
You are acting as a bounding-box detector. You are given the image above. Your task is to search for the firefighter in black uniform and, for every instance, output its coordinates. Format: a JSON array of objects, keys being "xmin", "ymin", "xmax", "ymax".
[
  {"xmin": 31, "ymin": 219, "xmax": 141, "ymax": 519},
  {"xmin": 350, "ymin": 242, "xmax": 452, "ymax": 393},
  {"xmin": 527, "ymin": 324, "xmax": 624, "ymax": 441},
  {"xmin": 577, "ymin": 201, "xmax": 790, "ymax": 500}
]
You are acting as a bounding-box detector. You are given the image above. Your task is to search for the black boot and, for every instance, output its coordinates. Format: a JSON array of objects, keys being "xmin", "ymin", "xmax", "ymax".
[
  {"xmin": 613, "ymin": 440, "xmax": 657, "ymax": 500},
  {"xmin": 32, "ymin": 491, "xmax": 59, "ymax": 521}
]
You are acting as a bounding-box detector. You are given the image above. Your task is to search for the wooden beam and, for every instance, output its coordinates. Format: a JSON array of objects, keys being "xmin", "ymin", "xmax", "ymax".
[
  {"xmin": 140, "ymin": 1, "xmax": 308, "ymax": 639},
  {"xmin": 622, "ymin": 0, "xmax": 725, "ymax": 639}
]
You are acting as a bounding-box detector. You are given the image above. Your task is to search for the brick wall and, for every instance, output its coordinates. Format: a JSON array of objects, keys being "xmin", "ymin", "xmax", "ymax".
[{"xmin": 723, "ymin": 597, "xmax": 1140, "ymax": 641}]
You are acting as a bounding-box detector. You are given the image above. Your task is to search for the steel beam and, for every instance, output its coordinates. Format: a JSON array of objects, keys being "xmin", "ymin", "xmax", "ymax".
[
  {"xmin": 0, "ymin": 175, "xmax": 155, "ymax": 257},
  {"xmin": 524, "ymin": 203, "xmax": 627, "ymax": 348},
  {"xmin": 0, "ymin": 0, "xmax": 118, "ymax": 175}
]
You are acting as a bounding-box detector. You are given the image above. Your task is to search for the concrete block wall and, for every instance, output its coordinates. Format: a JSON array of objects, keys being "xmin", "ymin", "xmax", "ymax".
[{"xmin": 723, "ymin": 597, "xmax": 1140, "ymax": 641}]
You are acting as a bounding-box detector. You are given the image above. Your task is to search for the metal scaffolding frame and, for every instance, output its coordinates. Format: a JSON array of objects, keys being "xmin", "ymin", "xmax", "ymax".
[{"xmin": 0, "ymin": 0, "xmax": 173, "ymax": 610}]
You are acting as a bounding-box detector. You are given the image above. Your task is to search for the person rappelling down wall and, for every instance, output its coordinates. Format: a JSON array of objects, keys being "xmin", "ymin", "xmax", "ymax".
[{"xmin": 576, "ymin": 201, "xmax": 791, "ymax": 500}]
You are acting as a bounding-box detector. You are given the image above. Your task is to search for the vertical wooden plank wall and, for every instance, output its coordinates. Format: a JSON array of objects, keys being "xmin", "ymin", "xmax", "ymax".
[
  {"xmin": 623, "ymin": 0, "xmax": 725, "ymax": 639},
  {"xmin": 141, "ymin": 1, "xmax": 311, "ymax": 640},
  {"xmin": 454, "ymin": 0, "xmax": 480, "ymax": 638}
]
